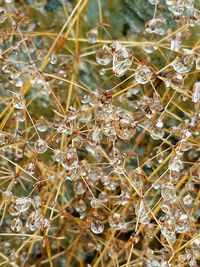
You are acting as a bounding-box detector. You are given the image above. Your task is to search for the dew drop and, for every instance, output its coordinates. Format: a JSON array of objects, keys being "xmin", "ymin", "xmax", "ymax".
[
  {"xmin": 86, "ymin": 28, "xmax": 98, "ymax": 44},
  {"xmin": 108, "ymin": 212, "xmax": 125, "ymax": 230},
  {"xmin": 112, "ymin": 42, "xmax": 133, "ymax": 77},
  {"xmin": 192, "ymin": 82, "xmax": 200, "ymax": 103},
  {"xmin": 161, "ymin": 183, "xmax": 176, "ymax": 202},
  {"xmin": 172, "ymin": 50, "xmax": 195, "ymax": 74},
  {"xmin": 26, "ymin": 162, "xmax": 36, "ymax": 175},
  {"xmin": 96, "ymin": 45, "xmax": 112, "ymax": 65},
  {"xmin": 12, "ymin": 93, "xmax": 26, "ymax": 110},
  {"xmin": 34, "ymin": 139, "xmax": 48, "ymax": 154},
  {"xmin": 0, "ymin": 7, "xmax": 7, "ymax": 24},
  {"xmin": 61, "ymin": 148, "xmax": 79, "ymax": 170},
  {"xmin": 36, "ymin": 117, "xmax": 48, "ymax": 132},
  {"xmin": 11, "ymin": 218, "xmax": 23, "ymax": 232},
  {"xmin": 134, "ymin": 65, "xmax": 152, "ymax": 84},
  {"xmin": 90, "ymin": 219, "xmax": 104, "ymax": 234}
]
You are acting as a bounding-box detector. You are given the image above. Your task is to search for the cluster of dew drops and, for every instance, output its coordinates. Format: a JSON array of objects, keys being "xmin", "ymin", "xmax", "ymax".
[{"xmin": 0, "ymin": 0, "xmax": 200, "ymax": 266}]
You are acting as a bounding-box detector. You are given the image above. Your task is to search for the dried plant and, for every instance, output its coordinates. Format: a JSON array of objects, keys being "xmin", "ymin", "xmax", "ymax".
[{"xmin": 0, "ymin": 0, "xmax": 200, "ymax": 266}]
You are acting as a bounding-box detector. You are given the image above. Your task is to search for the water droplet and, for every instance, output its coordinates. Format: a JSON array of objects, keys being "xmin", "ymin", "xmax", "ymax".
[
  {"xmin": 11, "ymin": 218, "xmax": 23, "ymax": 232},
  {"xmin": 99, "ymin": 68, "xmax": 106, "ymax": 75},
  {"xmin": 61, "ymin": 148, "xmax": 78, "ymax": 170},
  {"xmin": 161, "ymin": 219, "xmax": 175, "ymax": 238},
  {"xmin": 36, "ymin": 117, "xmax": 48, "ymax": 132},
  {"xmin": 145, "ymin": 18, "xmax": 166, "ymax": 35},
  {"xmin": 129, "ymin": 168, "xmax": 147, "ymax": 193},
  {"xmin": 196, "ymin": 57, "xmax": 200, "ymax": 70},
  {"xmin": 168, "ymin": 155, "xmax": 183, "ymax": 172},
  {"xmin": 161, "ymin": 183, "xmax": 176, "ymax": 202},
  {"xmin": 73, "ymin": 179, "xmax": 86, "ymax": 195},
  {"xmin": 86, "ymin": 28, "xmax": 98, "ymax": 44},
  {"xmin": 112, "ymin": 42, "xmax": 133, "ymax": 77},
  {"xmin": 26, "ymin": 211, "xmax": 41, "ymax": 231},
  {"xmin": 0, "ymin": 7, "xmax": 7, "ymax": 24},
  {"xmin": 183, "ymin": 194, "xmax": 193, "ymax": 205},
  {"xmin": 75, "ymin": 199, "xmax": 87, "ymax": 213},
  {"xmin": 192, "ymin": 82, "xmax": 200, "ymax": 103},
  {"xmin": 166, "ymin": 74, "xmax": 184, "ymax": 92},
  {"xmin": 9, "ymin": 204, "xmax": 20, "ymax": 216},
  {"xmin": 175, "ymin": 213, "xmax": 189, "ymax": 233},
  {"xmin": 12, "ymin": 93, "xmax": 26, "ymax": 110},
  {"xmin": 134, "ymin": 65, "xmax": 152, "ymax": 84},
  {"xmin": 171, "ymin": 2, "xmax": 185, "ymax": 16},
  {"xmin": 34, "ymin": 139, "xmax": 48, "ymax": 154},
  {"xmin": 108, "ymin": 212, "xmax": 125, "ymax": 230},
  {"xmin": 50, "ymin": 52, "xmax": 57, "ymax": 65},
  {"xmin": 90, "ymin": 219, "xmax": 104, "ymax": 234},
  {"xmin": 96, "ymin": 45, "xmax": 112, "ymax": 65},
  {"xmin": 26, "ymin": 163, "xmax": 36, "ymax": 175},
  {"xmin": 90, "ymin": 197, "xmax": 101, "ymax": 209},
  {"xmin": 172, "ymin": 50, "xmax": 195, "ymax": 74},
  {"xmin": 150, "ymin": 121, "xmax": 165, "ymax": 140},
  {"xmin": 135, "ymin": 200, "xmax": 151, "ymax": 224},
  {"xmin": 98, "ymin": 192, "xmax": 109, "ymax": 203},
  {"xmin": 115, "ymin": 110, "xmax": 136, "ymax": 140},
  {"xmin": 14, "ymin": 197, "xmax": 32, "ymax": 212}
]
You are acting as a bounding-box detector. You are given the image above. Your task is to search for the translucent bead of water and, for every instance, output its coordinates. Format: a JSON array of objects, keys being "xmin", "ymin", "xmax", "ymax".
[
  {"xmin": 12, "ymin": 93, "xmax": 26, "ymax": 110},
  {"xmin": 50, "ymin": 52, "xmax": 57, "ymax": 65},
  {"xmin": 98, "ymin": 192, "xmax": 109, "ymax": 203},
  {"xmin": 8, "ymin": 204, "xmax": 20, "ymax": 216},
  {"xmin": 108, "ymin": 212, "xmax": 125, "ymax": 230},
  {"xmin": 90, "ymin": 218, "xmax": 104, "ymax": 234},
  {"xmin": 34, "ymin": 139, "xmax": 48, "ymax": 154},
  {"xmin": 11, "ymin": 73, "xmax": 24, "ymax": 87},
  {"xmin": 135, "ymin": 200, "xmax": 151, "ymax": 224},
  {"xmin": 0, "ymin": 7, "xmax": 7, "ymax": 24},
  {"xmin": 171, "ymin": 2, "xmax": 185, "ymax": 16},
  {"xmin": 172, "ymin": 50, "xmax": 195, "ymax": 74},
  {"xmin": 129, "ymin": 168, "xmax": 147, "ymax": 193},
  {"xmin": 145, "ymin": 18, "xmax": 166, "ymax": 36},
  {"xmin": 150, "ymin": 120, "xmax": 165, "ymax": 140},
  {"xmin": 183, "ymin": 194, "xmax": 193, "ymax": 205},
  {"xmin": 96, "ymin": 45, "xmax": 112, "ymax": 65},
  {"xmin": 161, "ymin": 183, "xmax": 176, "ymax": 202},
  {"xmin": 26, "ymin": 211, "xmax": 41, "ymax": 231},
  {"xmin": 134, "ymin": 65, "xmax": 152, "ymax": 84},
  {"xmin": 14, "ymin": 197, "xmax": 32, "ymax": 212},
  {"xmin": 161, "ymin": 219, "xmax": 175, "ymax": 238},
  {"xmin": 168, "ymin": 155, "xmax": 183, "ymax": 172},
  {"xmin": 61, "ymin": 148, "xmax": 79, "ymax": 170},
  {"xmin": 86, "ymin": 28, "xmax": 98, "ymax": 44},
  {"xmin": 11, "ymin": 218, "xmax": 23, "ymax": 232},
  {"xmin": 36, "ymin": 117, "xmax": 48, "ymax": 132},
  {"xmin": 196, "ymin": 57, "xmax": 200, "ymax": 70},
  {"xmin": 115, "ymin": 110, "xmax": 136, "ymax": 140},
  {"xmin": 26, "ymin": 162, "xmax": 36, "ymax": 175},
  {"xmin": 112, "ymin": 43, "xmax": 133, "ymax": 77},
  {"xmin": 175, "ymin": 213, "xmax": 189, "ymax": 233},
  {"xmin": 73, "ymin": 179, "xmax": 86, "ymax": 195},
  {"xmin": 167, "ymin": 74, "xmax": 184, "ymax": 92},
  {"xmin": 75, "ymin": 199, "xmax": 87, "ymax": 213},
  {"xmin": 192, "ymin": 82, "xmax": 200, "ymax": 103},
  {"xmin": 90, "ymin": 197, "xmax": 101, "ymax": 209}
]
